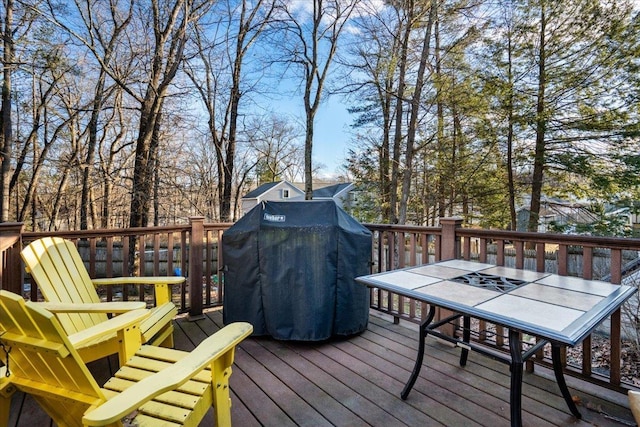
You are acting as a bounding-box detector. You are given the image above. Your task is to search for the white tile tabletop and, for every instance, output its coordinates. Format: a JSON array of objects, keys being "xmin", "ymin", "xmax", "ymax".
[{"xmin": 356, "ymin": 260, "xmax": 637, "ymax": 345}]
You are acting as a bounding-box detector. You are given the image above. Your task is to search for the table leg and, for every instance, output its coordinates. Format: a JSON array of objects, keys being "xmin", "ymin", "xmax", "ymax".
[
  {"xmin": 551, "ymin": 343, "xmax": 582, "ymax": 419},
  {"xmin": 509, "ymin": 329, "xmax": 523, "ymax": 427},
  {"xmin": 460, "ymin": 315, "xmax": 471, "ymax": 366},
  {"xmin": 401, "ymin": 304, "xmax": 436, "ymax": 400}
]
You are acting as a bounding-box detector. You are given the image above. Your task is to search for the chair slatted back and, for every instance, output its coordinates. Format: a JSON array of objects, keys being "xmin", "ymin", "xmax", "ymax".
[
  {"xmin": 0, "ymin": 290, "xmax": 106, "ymax": 427},
  {"xmin": 21, "ymin": 237, "xmax": 107, "ymax": 334}
]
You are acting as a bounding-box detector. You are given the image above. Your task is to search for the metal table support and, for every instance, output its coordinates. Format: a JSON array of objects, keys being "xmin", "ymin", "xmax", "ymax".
[{"xmin": 401, "ymin": 312, "xmax": 582, "ymax": 427}]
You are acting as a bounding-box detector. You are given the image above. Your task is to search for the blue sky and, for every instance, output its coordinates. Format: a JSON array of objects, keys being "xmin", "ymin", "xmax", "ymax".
[
  {"xmin": 314, "ymin": 97, "xmax": 352, "ymax": 177},
  {"xmin": 266, "ymin": 90, "xmax": 354, "ymax": 179}
]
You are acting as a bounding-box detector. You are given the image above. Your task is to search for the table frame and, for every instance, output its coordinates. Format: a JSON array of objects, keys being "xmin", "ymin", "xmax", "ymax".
[
  {"xmin": 401, "ymin": 307, "xmax": 580, "ymax": 426},
  {"xmin": 356, "ymin": 260, "xmax": 636, "ymax": 427}
]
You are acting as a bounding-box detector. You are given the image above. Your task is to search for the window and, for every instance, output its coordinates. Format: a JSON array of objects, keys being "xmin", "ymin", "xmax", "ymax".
[{"xmin": 283, "ymin": 189, "xmax": 290, "ymax": 199}]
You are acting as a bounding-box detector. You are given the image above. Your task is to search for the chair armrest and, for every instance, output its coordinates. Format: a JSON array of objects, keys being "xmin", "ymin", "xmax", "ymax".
[
  {"xmin": 67, "ymin": 309, "xmax": 150, "ymax": 349},
  {"xmin": 91, "ymin": 277, "xmax": 185, "ymax": 287},
  {"xmin": 92, "ymin": 277, "xmax": 185, "ymax": 306},
  {"xmin": 82, "ymin": 322, "xmax": 253, "ymax": 426},
  {"xmin": 35, "ymin": 301, "xmax": 147, "ymax": 313}
]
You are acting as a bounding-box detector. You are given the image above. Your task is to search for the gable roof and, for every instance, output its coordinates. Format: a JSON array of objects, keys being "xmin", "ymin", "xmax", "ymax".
[
  {"xmin": 243, "ymin": 181, "xmax": 353, "ymax": 200},
  {"xmin": 242, "ymin": 181, "xmax": 304, "ymax": 200},
  {"xmin": 243, "ymin": 182, "xmax": 281, "ymax": 199},
  {"xmin": 312, "ymin": 183, "xmax": 353, "ymax": 198}
]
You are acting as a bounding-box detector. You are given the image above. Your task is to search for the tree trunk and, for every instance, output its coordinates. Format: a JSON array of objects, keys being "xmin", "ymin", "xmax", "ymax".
[
  {"xmin": 304, "ymin": 111, "xmax": 314, "ymax": 200},
  {"xmin": 435, "ymin": 11, "xmax": 446, "ymax": 219},
  {"xmin": 129, "ymin": 104, "xmax": 156, "ymax": 229},
  {"xmin": 399, "ymin": 1, "xmax": 435, "ymax": 224},
  {"xmin": 81, "ymin": 77, "xmax": 105, "ymax": 230},
  {"xmin": 528, "ymin": 4, "xmax": 547, "ymax": 233},
  {"xmin": 391, "ymin": 2, "xmax": 414, "ymax": 224},
  {"xmin": 0, "ymin": 0, "xmax": 13, "ymax": 222},
  {"xmin": 129, "ymin": 0, "xmax": 187, "ymax": 229},
  {"xmin": 506, "ymin": 28, "xmax": 517, "ymax": 230},
  {"xmin": 380, "ymin": 76, "xmax": 393, "ymax": 223},
  {"xmin": 222, "ymin": 41, "xmax": 243, "ymax": 220}
]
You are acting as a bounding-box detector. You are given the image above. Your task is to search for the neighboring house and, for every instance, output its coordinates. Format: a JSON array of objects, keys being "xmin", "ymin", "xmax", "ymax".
[
  {"xmin": 241, "ymin": 180, "xmax": 356, "ymax": 216},
  {"xmin": 241, "ymin": 181, "xmax": 305, "ymax": 216},
  {"xmin": 515, "ymin": 196, "xmax": 640, "ymax": 233},
  {"xmin": 516, "ymin": 197, "xmax": 597, "ymax": 232}
]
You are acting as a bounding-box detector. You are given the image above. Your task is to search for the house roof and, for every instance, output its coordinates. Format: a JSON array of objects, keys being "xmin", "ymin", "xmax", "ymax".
[
  {"xmin": 244, "ymin": 181, "xmax": 352, "ymax": 200},
  {"xmin": 312, "ymin": 183, "xmax": 353, "ymax": 198},
  {"xmin": 243, "ymin": 182, "xmax": 281, "ymax": 199},
  {"xmin": 242, "ymin": 181, "xmax": 304, "ymax": 199}
]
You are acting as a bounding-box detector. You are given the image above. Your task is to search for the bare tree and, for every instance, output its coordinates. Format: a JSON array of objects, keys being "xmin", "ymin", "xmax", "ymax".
[
  {"xmin": 128, "ymin": 0, "xmax": 204, "ymax": 229},
  {"xmin": 0, "ymin": 0, "xmax": 14, "ymax": 222},
  {"xmin": 97, "ymin": 88, "xmax": 136, "ymax": 228},
  {"xmin": 398, "ymin": 1, "xmax": 435, "ymax": 224},
  {"xmin": 186, "ymin": 0, "xmax": 276, "ymax": 221},
  {"xmin": 276, "ymin": 0, "xmax": 359, "ymax": 199},
  {"xmin": 244, "ymin": 114, "xmax": 303, "ymax": 183},
  {"xmin": 77, "ymin": 0, "xmax": 134, "ymax": 230},
  {"xmin": 0, "ymin": 0, "xmax": 38, "ymax": 221},
  {"xmin": 339, "ymin": 0, "xmax": 400, "ymax": 223}
]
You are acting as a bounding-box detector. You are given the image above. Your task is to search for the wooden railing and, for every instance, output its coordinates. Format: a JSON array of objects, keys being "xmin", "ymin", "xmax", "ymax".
[
  {"xmin": 365, "ymin": 217, "xmax": 640, "ymax": 393},
  {"xmin": 2, "ymin": 217, "xmax": 640, "ymax": 394},
  {"xmin": 3, "ymin": 218, "xmax": 232, "ymax": 317}
]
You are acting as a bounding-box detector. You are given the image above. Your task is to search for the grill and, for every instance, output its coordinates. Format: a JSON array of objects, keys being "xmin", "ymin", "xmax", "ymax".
[{"xmin": 222, "ymin": 200, "xmax": 372, "ymax": 340}]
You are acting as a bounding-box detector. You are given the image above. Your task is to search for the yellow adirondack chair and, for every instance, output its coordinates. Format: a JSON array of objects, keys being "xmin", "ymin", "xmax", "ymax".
[
  {"xmin": 629, "ymin": 390, "xmax": 640, "ymax": 424},
  {"xmin": 0, "ymin": 290, "xmax": 252, "ymax": 427},
  {"xmin": 21, "ymin": 237, "xmax": 185, "ymax": 365}
]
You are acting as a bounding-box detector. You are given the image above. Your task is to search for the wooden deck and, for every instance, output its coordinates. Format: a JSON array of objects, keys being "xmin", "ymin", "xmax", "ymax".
[{"xmin": 7, "ymin": 310, "xmax": 637, "ymax": 427}]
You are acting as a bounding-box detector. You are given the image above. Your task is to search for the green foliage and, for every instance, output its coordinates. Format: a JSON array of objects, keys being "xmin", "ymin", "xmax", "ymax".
[
  {"xmin": 549, "ymin": 202, "xmax": 633, "ymax": 237},
  {"xmin": 342, "ymin": 147, "xmax": 382, "ymax": 223}
]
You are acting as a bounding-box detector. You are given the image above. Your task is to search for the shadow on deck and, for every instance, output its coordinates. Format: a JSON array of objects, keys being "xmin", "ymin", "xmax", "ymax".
[{"xmin": 7, "ymin": 310, "xmax": 637, "ymax": 426}]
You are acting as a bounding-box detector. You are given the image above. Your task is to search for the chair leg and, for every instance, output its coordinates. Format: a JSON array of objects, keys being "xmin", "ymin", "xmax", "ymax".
[
  {"xmin": 212, "ymin": 354, "xmax": 234, "ymax": 427},
  {"xmin": 0, "ymin": 379, "xmax": 17, "ymax": 427},
  {"xmin": 0, "ymin": 396, "xmax": 9, "ymax": 427},
  {"xmin": 629, "ymin": 390, "xmax": 640, "ymax": 424},
  {"xmin": 117, "ymin": 323, "xmax": 144, "ymax": 367}
]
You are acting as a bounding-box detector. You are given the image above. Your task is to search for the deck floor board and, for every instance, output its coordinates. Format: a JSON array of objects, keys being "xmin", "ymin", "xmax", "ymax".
[{"xmin": 6, "ymin": 309, "xmax": 636, "ymax": 427}]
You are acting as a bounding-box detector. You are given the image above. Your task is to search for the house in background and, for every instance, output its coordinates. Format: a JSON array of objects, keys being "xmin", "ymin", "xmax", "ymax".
[
  {"xmin": 515, "ymin": 196, "xmax": 640, "ymax": 235},
  {"xmin": 516, "ymin": 197, "xmax": 597, "ymax": 232},
  {"xmin": 310, "ymin": 182, "xmax": 355, "ymax": 210},
  {"xmin": 241, "ymin": 180, "xmax": 355, "ymax": 216},
  {"xmin": 241, "ymin": 181, "xmax": 305, "ymax": 216}
]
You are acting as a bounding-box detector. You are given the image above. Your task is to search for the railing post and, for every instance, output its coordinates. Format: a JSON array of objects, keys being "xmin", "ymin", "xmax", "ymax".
[
  {"xmin": 440, "ymin": 217, "xmax": 463, "ymax": 260},
  {"xmin": 437, "ymin": 217, "xmax": 463, "ymax": 337},
  {"xmin": 0, "ymin": 222, "xmax": 25, "ymax": 295},
  {"xmin": 189, "ymin": 216, "xmax": 205, "ymax": 319}
]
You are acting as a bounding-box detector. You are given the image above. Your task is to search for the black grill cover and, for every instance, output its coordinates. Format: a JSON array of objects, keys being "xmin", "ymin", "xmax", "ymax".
[{"xmin": 222, "ymin": 200, "xmax": 371, "ymax": 340}]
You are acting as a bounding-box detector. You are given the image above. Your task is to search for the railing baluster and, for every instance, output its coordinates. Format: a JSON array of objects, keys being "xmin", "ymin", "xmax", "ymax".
[
  {"xmin": 6, "ymin": 219, "xmax": 640, "ymax": 394},
  {"xmin": 421, "ymin": 233, "xmax": 428, "ymax": 264},
  {"xmin": 536, "ymin": 242, "xmax": 545, "ymax": 272},
  {"xmin": 122, "ymin": 236, "xmax": 130, "ymax": 301},
  {"xmin": 583, "ymin": 246, "xmax": 593, "ymax": 280},
  {"xmin": 463, "ymin": 236, "xmax": 471, "ymax": 261},
  {"xmin": 558, "ymin": 245, "xmax": 568, "ymax": 275},
  {"xmin": 496, "ymin": 240, "xmax": 505, "ymax": 265},
  {"xmin": 106, "ymin": 237, "xmax": 114, "ymax": 301},
  {"xmin": 515, "ymin": 241, "xmax": 524, "ymax": 269},
  {"xmin": 479, "ymin": 238, "xmax": 487, "ymax": 263}
]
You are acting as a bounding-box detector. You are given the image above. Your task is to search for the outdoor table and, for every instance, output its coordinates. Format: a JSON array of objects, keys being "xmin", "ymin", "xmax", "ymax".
[{"xmin": 356, "ymin": 259, "xmax": 637, "ymax": 427}]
